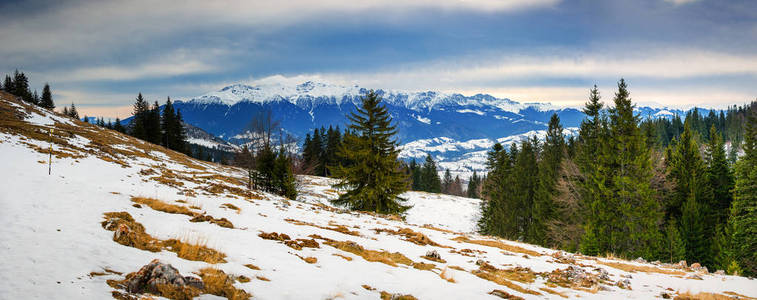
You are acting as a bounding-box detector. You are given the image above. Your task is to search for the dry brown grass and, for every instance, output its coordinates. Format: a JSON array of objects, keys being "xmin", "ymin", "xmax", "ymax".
[
  {"xmin": 244, "ymin": 264, "xmax": 261, "ymax": 270},
  {"xmin": 439, "ymin": 267, "xmax": 456, "ymax": 283},
  {"xmin": 412, "ymin": 262, "xmax": 436, "ymax": 271},
  {"xmin": 453, "ymin": 236, "xmax": 541, "ymax": 257},
  {"xmin": 315, "ymin": 237, "xmax": 413, "ymax": 267},
  {"xmin": 131, "ymin": 197, "xmax": 194, "ymax": 216},
  {"xmin": 674, "ymin": 291, "xmax": 739, "ymax": 300},
  {"xmin": 333, "ymin": 253, "xmax": 353, "ymax": 261},
  {"xmin": 285, "ymin": 218, "xmax": 361, "ymax": 236},
  {"xmin": 256, "ymin": 275, "xmax": 270, "ymax": 281},
  {"xmin": 488, "ymin": 289, "xmax": 525, "ymax": 300},
  {"xmin": 101, "ymin": 212, "xmax": 227, "ymax": 264},
  {"xmin": 164, "ymin": 237, "xmax": 227, "ymax": 264},
  {"xmin": 380, "ymin": 291, "xmax": 418, "ymax": 300},
  {"xmin": 221, "ymin": 203, "xmax": 241, "ymax": 214},
  {"xmin": 472, "ymin": 262, "xmax": 541, "ymax": 296},
  {"xmin": 596, "ymin": 260, "xmax": 686, "ymax": 276},
  {"xmin": 373, "ymin": 227, "xmax": 443, "ymax": 247},
  {"xmin": 197, "ymin": 268, "xmax": 251, "ymax": 300},
  {"xmin": 539, "ymin": 287, "xmax": 568, "ymax": 298},
  {"xmin": 723, "ymin": 291, "xmax": 757, "ymax": 300},
  {"xmin": 237, "ymin": 275, "xmax": 251, "ymax": 283},
  {"xmin": 189, "ymin": 215, "xmax": 234, "ymax": 229}
]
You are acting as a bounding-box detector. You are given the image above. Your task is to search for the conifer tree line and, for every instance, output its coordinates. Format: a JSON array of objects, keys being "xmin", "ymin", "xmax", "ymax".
[
  {"xmin": 478, "ymin": 79, "xmax": 757, "ymax": 276},
  {"xmin": 2, "ymin": 70, "xmax": 55, "ymax": 109},
  {"xmin": 128, "ymin": 93, "xmax": 187, "ymax": 154},
  {"xmin": 232, "ymin": 111, "xmax": 298, "ymax": 200}
]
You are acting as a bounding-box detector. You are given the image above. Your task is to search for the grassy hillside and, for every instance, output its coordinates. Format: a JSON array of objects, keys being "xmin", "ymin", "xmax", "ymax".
[{"xmin": 0, "ymin": 91, "xmax": 755, "ymax": 299}]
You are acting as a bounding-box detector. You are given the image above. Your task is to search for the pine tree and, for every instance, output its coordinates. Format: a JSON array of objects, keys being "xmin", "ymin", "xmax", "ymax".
[
  {"xmin": 68, "ymin": 103, "xmax": 79, "ymax": 119},
  {"xmin": 62, "ymin": 106, "xmax": 69, "ymax": 116},
  {"xmin": 173, "ymin": 109, "xmax": 187, "ymax": 153},
  {"xmin": 161, "ymin": 97, "xmax": 177, "ymax": 149},
  {"xmin": 83, "ymin": 115, "xmax": 89, "ymax": 123},
  {"xmin": 273, "ymin": 149, "xmax": 297, "ymax": 199},
  {"xmin": 32, "ymin": 90, "xmax": 40, "ymax": 106},
  {"xmin": 40, "ymin": 83, "xmax": 54, "ymax": 109},
  {"xmin": 681, "ymin": 191, "xmax": 708, "ymax": 264},
  {"xmin": 729, "ymin": 105, "xmax": 757, "ymax": 276},
  {"xmin": 704, "ymin": 125, "xmax": 734, "ymax": 224},
  {"xmin": 114, "ymin": 118, "xmax": 125, "ymax": 133},
  {"xmin": 2, "ymin": 75, "xmax": 12, "ymax": 93},
  {"xmin": 145, "ymin": 101, "xmax": 162, "ymax": 145},
  {"xmin": 442, "ymin": 169, "xmax": 453, "ymax": 194},
  {"xmin": 531, "ymin": 113, "xmax": 565, "ymax": 246},
  {"xmin": 421, "ymin": 155, "xmax": 442, "ymax": 193},
  {"xmin": 255, "ymin": 145, "xmax": 276, "ymax": 191},
  {"xmin": 131, "ymin": 93, "xmax": 149, "ymax": 140},
  {"xmin": 664, "ymin": 221, "xmax": 686, "ymax": 263},
  {"xmin": 330, "ymin": 90, "xmax": 409, "ymax": 214},
  {"xmin": 467, "ymin": 170, "xmax": 480, "ymax": 198},
  {"xmin": 598, "ymin": 79, "xmax": 662, "ymax": 258},
  {"xmin": 410, "ymin": 159, "xmax": 422, "ymax": 191},
  {"xmin": 13, "ymin": 70, "xmax": 32, "ymax": 103},
  {"xmin": 324, "ymin": 126, "xmax": 342, "ymax": 176}
]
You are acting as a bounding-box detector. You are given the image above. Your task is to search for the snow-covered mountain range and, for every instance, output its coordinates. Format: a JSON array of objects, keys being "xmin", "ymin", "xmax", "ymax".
[{"xmin": 170, "ymin": 80, "xmax": 691, "ymax": 179}]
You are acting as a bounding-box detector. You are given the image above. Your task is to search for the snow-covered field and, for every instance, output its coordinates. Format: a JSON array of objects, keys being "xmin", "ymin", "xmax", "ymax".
[{"xmin": 1, "ymin": 94, "xmax": 755, "ymax": 299}]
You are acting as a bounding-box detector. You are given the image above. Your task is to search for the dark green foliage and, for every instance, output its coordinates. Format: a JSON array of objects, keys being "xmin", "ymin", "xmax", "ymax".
[
  {"xmin": 681, "ymin": 192, "xmax": 708, "ymax": 264},
  {"xmin": 704, "ymin": 125, "xmax": 734, "ymax": 224},
  {"xmin": 330, "ymin": 90, "xmax": 409, "ymax": 214},
  {"xmin": 130, "ymin": 93, "xmax": 149, "ymax": 140},
  {"xmin": 419, "ymin": 155, "xmax": 442, "ymax": 193},
  {"xmin": 729, "ymin": 105, "xmax": 757, "ymax": 276},
  {"xmin": 40, "ymin": 83, "xmax": 54, "ymax": 109},
  {"xmin": 159, "ymin": 98, "xmax": 186, "ymax": 153},
  {"xmin": 467, "ymin": 170, "xmax": 481, "ymax": 198},
  {"xmin": 531, "ymin": 113, "xmax": 565, "ymax": 245},
  {"xmin": 113, "ymin": 118, "xmax": 125, "ymax": 133},
  {"xmin": 273, "ymin": 149, "xmax": 298, "ymax": 199},
  {"xmin": 663, "ymin": 221, "xmax": 686, "ymax": 263}
]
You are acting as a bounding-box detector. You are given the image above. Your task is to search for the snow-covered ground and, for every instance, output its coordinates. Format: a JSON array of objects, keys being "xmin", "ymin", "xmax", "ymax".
[{"xmin": 1, "ymin": 94, "xmax": 755, "ymax": 299}]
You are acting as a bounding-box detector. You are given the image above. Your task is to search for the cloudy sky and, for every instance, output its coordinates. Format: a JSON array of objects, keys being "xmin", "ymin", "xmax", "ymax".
[{"xmin": 1, "ymin": 0, "xmax": 755, "ymax": 118}]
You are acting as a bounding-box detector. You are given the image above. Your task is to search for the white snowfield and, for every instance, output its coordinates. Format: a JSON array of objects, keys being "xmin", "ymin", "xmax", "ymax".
[{"xmin": 1, "ymin": 95, "xmax": 755, "ymax": 300}]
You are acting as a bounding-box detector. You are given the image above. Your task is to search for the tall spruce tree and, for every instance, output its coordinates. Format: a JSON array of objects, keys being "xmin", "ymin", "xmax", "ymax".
[
  {"xmin": 704, "ymin": 125, "xmax": 734, "ymax": 224},
  {"xmin": 2, "ymin": 75, "xmax": 12, "ymax": 93},
  {"xmin": 467, "ymin": 170, "xmax": 481, "ymax": 198},
  {"xmin": 161, "ymin": 97, "xmax": 177, "ymax": 149},
  {"xmin": 40, "ymin": 83, "xmax": 54, "ymax": 109},
  {"xmin": 131, "ymin": 93, "xmax": 149, "ymax": 140},
  {"xmin": 442, "ymin": 169, "xmax": 453, "ymax": 194},
  {"xmin": 421, "ymin": 155, "xmax": 442, "ymax": 193},
  {"xmin": 603, "ymin": 79, "xmax": 662, "ymax": 258},
  {"xmin": 145, "ymin": 101, "xmax": 162, "ymax": 145},
  {"xmin": 531, "ymin": 113, "xmax": 565, "ymax": 245},
  {"xmin": 729, "ymin": 104, "xmax": 757, "ymax": 276},
  {"xmin": 330, "ymin": 90, "xmax": 409, "ymax": 214}
]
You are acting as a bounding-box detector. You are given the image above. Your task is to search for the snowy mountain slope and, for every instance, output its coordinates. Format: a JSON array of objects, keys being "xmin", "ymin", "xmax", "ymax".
[
  {"xmin": 1, "ymin": 93, "xmax": 754, "ymax": 299},
  {"xmin": 184, "ymin": 122, "xmax": 238, "ymax": 152},
  {"xmin": 399, "ymin": 128, "xmax": 579, "ymax": 179}
]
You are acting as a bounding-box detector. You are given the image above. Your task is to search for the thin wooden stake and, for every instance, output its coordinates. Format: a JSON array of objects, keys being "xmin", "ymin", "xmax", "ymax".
[{"xmin": 48, "ymin": 128, "xmax": 53, "ymax": 175}]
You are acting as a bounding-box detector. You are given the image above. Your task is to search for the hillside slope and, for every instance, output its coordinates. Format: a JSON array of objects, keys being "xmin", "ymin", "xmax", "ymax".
[{"xmin": 0, "ymin": 93, "xmax": 754, "ymax": 299}]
